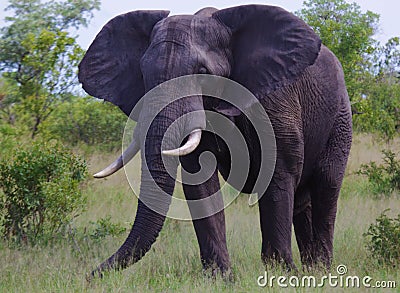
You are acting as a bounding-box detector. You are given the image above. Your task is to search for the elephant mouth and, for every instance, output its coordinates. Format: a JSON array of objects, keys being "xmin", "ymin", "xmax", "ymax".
[{"xmin": 93, "ymin": 128, "xmax": 202, "ymax": 178}]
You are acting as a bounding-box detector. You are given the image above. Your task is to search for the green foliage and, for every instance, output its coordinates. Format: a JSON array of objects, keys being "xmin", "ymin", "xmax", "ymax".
[
  {"xmin": 3, "ymin": 0, "xmax": 100, "ymax": 32},
  {"xmin": 372, "ymin": 37, "xmax": 400, "ymax": 77},
  {"xmin": 353, "ymin": 80, "xmax": 400, "ymax": 141},
  {"xmin": 0, "ymin": 79, "xmax": 23, "ymax": 155},
  {"xmin": 357, "ymin": 150, "xmax": 400, "ymax": 196},
  {"xmin": 353, "ymin": 37, "xmax": 400, "ymax": 141},
  {"xmin": 89, "ymin": 216, "xmax": 126, "ymax": 240},
  {"xmin": 0, "ymin": 78, "xmax": 19, "ymax": 124},
  {"xmin": 0, "ymin": 141, "xmax": 88, "ymax": 244},
  {"xmin": 0, "ymin": 0, "xmax": 99, "ymax": 78},
  {"xmin": 1, "ymin": 28, "xmax": 84, "ymax": 138},
  {"xmin": 364, "ymin": 209, "xmax": 400, "ymax": 266},
  {"xmin": 12, "ymin": 29, "xmax": 83, "ymax": 95},
  {"xmin": 297, "ymin": 0, "xmax": 400, "ymax": 141},
  {"xmin": 40, "ymin": 97, "xmax": 127, "ymax": 151},
  {"xmin": 0, "ymin": 0, "xmax": 100, "ymax": 138},
  {"xmin": 297, "ymin": 0, "xmax": 379, "ymax": 101}
]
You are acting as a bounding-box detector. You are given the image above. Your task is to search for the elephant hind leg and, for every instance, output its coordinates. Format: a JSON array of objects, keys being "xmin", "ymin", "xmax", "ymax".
[
  {"xmin": 294, "ymin": 177, "xmax": 342, "ymax": 269},
  {"xmin": 293, "ymin": 187, "xmax": 314, "ymax": 268},
  {"xmin": 309, "ymin": 182, "xmax": 341, "ymax": 268},
  {"xmin": 309, "ymin": 111, "xmax": 352, "ymax": 268},
  {"xmin": 258, "ymin": 182, "xmax": 297, "ymax": 271}
]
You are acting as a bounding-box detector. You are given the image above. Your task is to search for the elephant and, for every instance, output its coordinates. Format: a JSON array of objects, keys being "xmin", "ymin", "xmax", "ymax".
[{"xmin": 78, "ymin": 4, "xmax": 352, "ymax": 278}]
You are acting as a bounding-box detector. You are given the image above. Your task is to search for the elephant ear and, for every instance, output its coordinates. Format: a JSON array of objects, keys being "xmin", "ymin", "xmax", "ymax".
[
  {"xmin": 78, "ymin": 10, "xmax": 169, "ymax": 118},
  {"xmin": 213, "ymin": 5, "xmax": 321, "ymax": 109}
]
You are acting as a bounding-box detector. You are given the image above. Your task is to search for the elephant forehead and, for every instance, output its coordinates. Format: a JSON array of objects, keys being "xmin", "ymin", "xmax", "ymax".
[
  {"xmin": 152, "ymin": 15, "xmax": 230, "ymax": 48},
  {"xmin": 152, "ymin": 16, "xmax": 193, "ymax": 45}
]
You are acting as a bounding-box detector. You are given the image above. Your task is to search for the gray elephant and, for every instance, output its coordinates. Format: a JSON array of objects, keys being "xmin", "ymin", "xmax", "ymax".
[{"xmin": 79, "ymin": 5, "xmax": 352, "ymax": 278}]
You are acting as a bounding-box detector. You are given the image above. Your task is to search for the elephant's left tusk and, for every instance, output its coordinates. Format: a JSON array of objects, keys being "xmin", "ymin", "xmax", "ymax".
[
  {"xmin": 162, "ymin": 129, "xmax": 202, "ymax": 156},
  {"xmin": 93, "ymin": 138, "xmax": 140, "ymax": 178}
]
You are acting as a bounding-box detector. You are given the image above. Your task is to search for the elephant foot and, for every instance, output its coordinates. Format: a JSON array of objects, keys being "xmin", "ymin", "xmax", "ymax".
[
  {"xmin": 306, "ymin": 241, "xmax": 333, "ymax": 270},
  {"xmin": 261, "ymin": 252, "xmax": 298, "ymax": 273},
  {"xmin": 299, "ymin": 248, "xmax": 332, "ymax": 272},
  {"xmin": 202, "ymin": 262, "xmax": 234, "ymax": 282},
  {"xmin": 308, "ymin": 256, "xmax": 332, "ymax": 271}
]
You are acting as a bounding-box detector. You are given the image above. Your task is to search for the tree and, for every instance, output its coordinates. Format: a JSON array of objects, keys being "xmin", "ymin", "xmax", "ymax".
[
  {"xmin": 296, "ymin": 0, "xmax": 379, "ymax": 101},
  {"xmin": 353, "ymin": 38, "xmax": 400, "ymax": 141},
  {"xmin": 372, "ymin": 37, "xmax": 400, "ymax": 78},
  {"xmin": 7, "ymin": 29, "xmax": 85, "ymax": 138},
  {"xmin": 0, "ymin": 0, "xmax": 100, "ymax": 137},
  {"xmin": 0, "ymin": 77, "xmax": 18, "ymax": 125},
  {"xmin": 297, "ymin": 0, "xmax": 400, "ymax": 140}
]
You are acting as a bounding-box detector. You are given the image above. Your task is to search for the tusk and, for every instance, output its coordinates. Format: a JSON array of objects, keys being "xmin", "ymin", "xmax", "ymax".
[
  {"xmin": 162, "ymin": 129, "xmax": 202, "ymax": 156},
  {"xmin": 93, "ymin": 139, "xmax": 140, "ymax": 178}
]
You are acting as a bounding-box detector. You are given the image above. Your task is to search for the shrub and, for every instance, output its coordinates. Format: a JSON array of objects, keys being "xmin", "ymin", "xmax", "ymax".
[
  {"xmin": 0, "ymin": 124, "xmax": 18, "ymax": 159},
  {"xmin": 89, "ymin": 216, "xmax": 126, "ymax": 240},
  {"xmin": 357, "ymin": 149, "xmax": 400, "ymax": 196},
  {"xmin": 40, "ymin": 96, "xmax": 127, "ymax": 151},
  {"xmin": 364, "ymin": 209, "xmax": 400, "ymax": 266},
  {"xmin": 0, "ymin": 141, "xmax": 87, "ymax": 244}
]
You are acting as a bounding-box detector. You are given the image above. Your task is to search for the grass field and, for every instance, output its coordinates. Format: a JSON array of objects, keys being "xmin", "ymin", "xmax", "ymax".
[{"xmin": 0, "ymin": 135, "xmax": 399, "ymax": 292}]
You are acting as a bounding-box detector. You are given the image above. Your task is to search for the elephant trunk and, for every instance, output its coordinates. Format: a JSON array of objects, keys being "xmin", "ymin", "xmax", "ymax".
[
  {"xmin": 90, "ymin": 100, "xmax": 204, "ymax": 278},
  {"xmin": 90, "ymin": 200, "xmax": 169, "ymax": 278}
]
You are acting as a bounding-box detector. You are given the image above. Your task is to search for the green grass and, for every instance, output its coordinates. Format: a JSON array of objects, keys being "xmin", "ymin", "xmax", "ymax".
[{"xmin": 0, "ymin": 135, "xmax": 399, "ymax": 292}]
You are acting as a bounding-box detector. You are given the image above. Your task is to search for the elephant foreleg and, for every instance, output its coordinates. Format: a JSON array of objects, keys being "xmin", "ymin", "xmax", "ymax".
[{"xmin": 180, "ymin": 153, "xmax": 231, "ymax": 277}]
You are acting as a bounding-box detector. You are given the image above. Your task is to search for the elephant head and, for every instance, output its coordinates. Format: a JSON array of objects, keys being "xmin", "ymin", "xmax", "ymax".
[{"xmin": 78, "ymin": 5, "xmax": 321, "ymax": 277}]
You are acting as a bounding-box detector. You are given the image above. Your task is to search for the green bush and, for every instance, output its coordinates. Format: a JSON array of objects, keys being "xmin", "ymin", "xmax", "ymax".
[
  {"xmin": 357, "ymin": 149, "xmax": 400, "ymax": 196},
  {"xmin": 364, "ymin": 209, "xmax": 400, "ymax": 266},
  {"xmin": 40, "ymin": 96, "xmax": 127, "ymax": 151},
  {"xmin": 0, "ymin": 141, "xmax": 87, "ymax": 244},
  {"xmin": 0, "ymin": 124, "xmax": 19, "ymax": 159},
  {"xmin": 89, "ymin": 216, "xmax": 126, "ymax": 240},
  {"xmin": 352, "ymin": 80, "xmax": 400, "ymax": 142}
]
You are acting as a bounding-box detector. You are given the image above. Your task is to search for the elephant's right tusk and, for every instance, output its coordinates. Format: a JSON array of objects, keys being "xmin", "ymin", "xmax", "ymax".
[
  {"xmin": 93, "ymin": 139, "xmax": 140, "ymax": 178},
  {"xmin": 162, "ymin": 129, "xmax": 202, "ymax": 156}
]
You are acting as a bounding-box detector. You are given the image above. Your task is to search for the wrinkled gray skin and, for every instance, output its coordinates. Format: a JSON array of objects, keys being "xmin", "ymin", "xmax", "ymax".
[{"xmin": 79, "ymin": 5, "xmax": 352, "ymax": 278}]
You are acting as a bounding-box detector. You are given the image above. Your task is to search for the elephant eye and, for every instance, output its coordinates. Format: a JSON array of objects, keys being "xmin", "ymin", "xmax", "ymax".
[{"xmin": 199, "ymin": 67, "xmax": 208, "ymax": 74}]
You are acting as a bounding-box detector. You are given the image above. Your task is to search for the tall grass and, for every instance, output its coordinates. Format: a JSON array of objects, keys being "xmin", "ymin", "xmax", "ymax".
[{"xmin": 0, "ymin": 135, "xmax": 399, "ymax": 292}]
